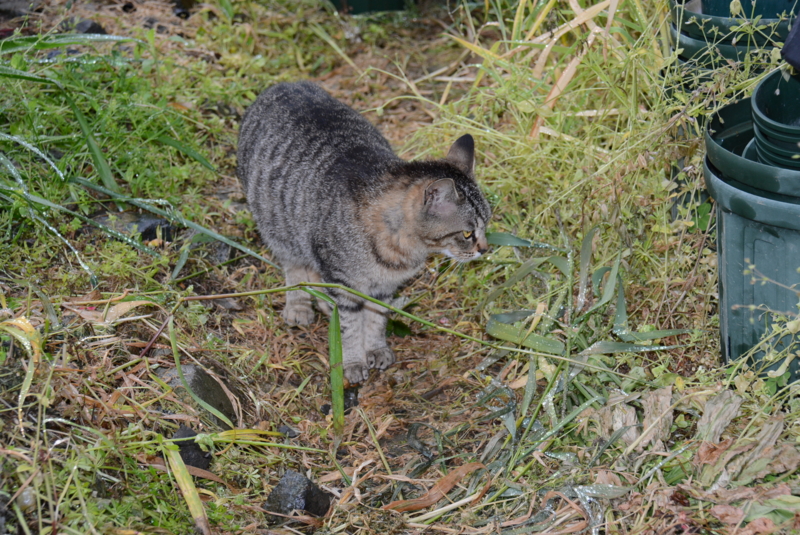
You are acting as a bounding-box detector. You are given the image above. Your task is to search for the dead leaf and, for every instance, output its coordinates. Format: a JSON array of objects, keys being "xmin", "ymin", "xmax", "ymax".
[
  {"xmin": 726, "ymin": 415, "xmax": 784, "ymax": 482},
  {"xmin": 104, "ymin": 300, "xmax": 157, "ymax": 323},
  {"xmin": 594, "ymin": 470, "xmax": 622, "ymax": 486},
  {"xmin": 382, "ymin": 462, "xmax": 487, "ymax": 512},
  {"xmin": 638, "ymin": 386, "xmax": 672, "ymax": 452},
  {"xmin": 737, "ymin": 444, "xmax": 800, "ymax": 486},
  {"xmin": 695, "ymin": 390, "xmax": 742, "ymax": 443},
  {"xmin": 62, "ymin": 289, "xmax": 102, "ymax": 303},
  {"xmin": 694, "ymin": 439, "xmax": 733, "ymax": 467},
  {"xmin": 740, "ymin": 517, "xmax": 777, "ymax": 535},
  {"xmin": 612, "ymin": 403, "xmax": 639, "ymax": 446},
  {"xmin": 711, "ymin": 504, "xmax": 745, "ymax": 525}
]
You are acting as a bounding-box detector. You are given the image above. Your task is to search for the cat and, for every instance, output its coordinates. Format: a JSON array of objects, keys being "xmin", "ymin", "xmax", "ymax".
[{"xmin": 237, "ymin": 81, "xmax": 491, "ymax": 384}]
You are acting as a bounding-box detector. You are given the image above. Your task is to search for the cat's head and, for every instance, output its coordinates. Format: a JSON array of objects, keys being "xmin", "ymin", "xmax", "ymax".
[{"xmin": 419, "ymin": 134, "xmax": 491, "ymax": 262}]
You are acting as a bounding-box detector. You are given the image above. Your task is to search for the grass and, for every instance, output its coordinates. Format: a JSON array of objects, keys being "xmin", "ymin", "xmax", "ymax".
[{"xmin": 2, "ymin": 0, "xmax": 800, "ymax": 533}]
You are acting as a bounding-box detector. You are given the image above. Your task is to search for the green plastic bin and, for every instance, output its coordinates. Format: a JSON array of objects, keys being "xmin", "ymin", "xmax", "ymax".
[
  {"xmin": 705, "ymin": 98, "xmax": 800, "ymax": 380},
  {"xmin": 331, "ymin": 0, "xmax": 405, "ymax": 13},
  {"xmin": 701, "ymin": 0, "xmax": 799, "ymax": 18}
]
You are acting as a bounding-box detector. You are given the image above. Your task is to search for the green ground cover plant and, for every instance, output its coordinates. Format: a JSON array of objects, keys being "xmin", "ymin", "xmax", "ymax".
[{"xmin": 2, "ymin": 0, "xmax": 800, "ymax": 533}]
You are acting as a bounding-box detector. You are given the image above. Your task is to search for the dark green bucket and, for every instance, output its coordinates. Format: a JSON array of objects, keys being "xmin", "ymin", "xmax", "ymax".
[
  {"xmin": 701, "ymin": 0, "xmax": 799, "ymax": 18},
  {"xmin": 671, "ymin": 0, "xmax": 792, "ymax": 44},
  {"xmin": 331, "ymin": 0, "xmax": 405, "ymax": 13},
  {"xmin": 705, "ymin": 97, "xmax": 800, "ymax": 381}
]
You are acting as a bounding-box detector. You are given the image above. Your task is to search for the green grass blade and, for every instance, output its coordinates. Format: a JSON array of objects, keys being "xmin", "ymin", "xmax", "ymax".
[
  {"xmin": 519, "ymin": 354, "xmax": 538, "ymax": 419},
  {"xmin": 63, "ymin": 93, "xmax": 123, "ymax": 203},
  {"xmin": 579, "ymin": 254, "xmax": 621, "ymax": 320},
  {"xmin": 576, "ymin": 226, "xmax": 599, "ymax": 311},
  {"xmin": 303, "ymin": 288, "xmax": 344, "ymax": 438},
  {"xmin": 0, "ymin": 65, "xmax": 59, "ymax": 85},
  {"xmin": 486, "ymin": 231, "xmax": 531, "ymax": 247},
  {"xmin": 544, "ymin": 255, "xmax": 570, "ymax": 277},
  {"xmin": 486, "ymin": 317, "xmax": 565, "ymax": 355},
  {"xmin": 517, "ymin": 395, "xmax": 603, "ymax": 459},
  {"xmin": 580, "ymin": 340, "xmax": 682, "ymax": 354},
  {"xmin": 156, "ymin": 135, "xmax": 215, "ymax": 172},
  {"xmin": 483, "ymin": 257, "xmax": 548, "ymax": 308},
  {"xmin": 492, "ymin": 310, "xmax": 536, "ymax": 324},
  {"xmin": 613, "ymin": 286, "xmax": 692, "ymax": 341},
  {"xmin": 0, "ymin": 133, "xmax": 66, "ymax": 182},
  {"xmin": 70, "ymin": 177, "xmax": 279, "ymax": 268},
  {"xmin": 0, "ymin": 33, "xmax": 141, "ymax": 55}
]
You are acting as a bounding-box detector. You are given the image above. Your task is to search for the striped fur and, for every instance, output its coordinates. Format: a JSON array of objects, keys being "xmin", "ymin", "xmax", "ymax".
[{"xmin": 237, "ymin": 81, "xmax": 491, "ymax": 384}]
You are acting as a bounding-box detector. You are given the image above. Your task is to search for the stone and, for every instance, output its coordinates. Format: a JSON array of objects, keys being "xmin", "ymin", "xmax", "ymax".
[
  {"xmin": 263, "ymin": 470, "xmax": 331, "ymax": 519},
  {"xmin": 157, "ymin": 364, "xmax": 236, "ymax": 429},
  {"xmin": 92, "ymin": 211, "xmax": 175, "ymax": 242},
  {"xmin": 172, "ymin": 425, "xmax": 212, "ymax": 470}
]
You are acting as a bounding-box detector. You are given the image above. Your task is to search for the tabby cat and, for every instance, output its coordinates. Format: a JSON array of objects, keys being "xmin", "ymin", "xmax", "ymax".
[{"xmin": 237, "ymin": 81, "xmax": 491, "ymax": 384}]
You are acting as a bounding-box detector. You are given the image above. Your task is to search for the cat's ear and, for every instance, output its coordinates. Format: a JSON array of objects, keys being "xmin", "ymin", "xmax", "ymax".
[
  {"xmin": 446, "ymin": 134, "xmax": 475, "ymax": 175},
  {"xmin": 424, "ymin": 178, "xmax": 459, "ymax": 217}
]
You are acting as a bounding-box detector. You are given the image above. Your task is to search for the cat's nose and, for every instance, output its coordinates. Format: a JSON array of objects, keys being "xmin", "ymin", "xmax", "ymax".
[{"xmin": 476, "ymin": 236, "xmax": 488, "ymax": 255}]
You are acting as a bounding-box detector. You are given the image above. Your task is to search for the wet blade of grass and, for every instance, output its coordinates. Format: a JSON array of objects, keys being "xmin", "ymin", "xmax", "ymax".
[
  {"xmin": 486, "ymin": 316, "xmax": 565, "ymax": 355},
  {"xmin": 486, "ymin": 231, "xmax": 531, "ymax": 247},
  {"xmin": 155, "ymin": 135, "xmax": 215, "ymax": 172},
  {"xmin": 63, "ymin": 93, "xmax": 124, "ymax": 207},
  {"xmin": 576, "ymin": 226, "xmax": 598, "ymax": 311},
  {"xmin": 303, "ymin": 288, "xmax": 344, "ymax": 439},
  {"xmin": 0, "ymin": 33, "xmax": 141, "ymax": 55},
  {"xmin": 613, "ymin": 286, "xmax": 692, "ymax": 341},
  {"xmin": 0, "ymin": 133, "xmax": 66, "ymax": 181},
  {"xmin": 0, "ymin": 65, "xmax": 59, "ymax": 85}
]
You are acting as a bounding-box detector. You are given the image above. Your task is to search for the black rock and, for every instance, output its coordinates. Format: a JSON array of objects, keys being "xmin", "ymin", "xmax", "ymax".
[
  {"xmin": 92, "ymin": 212, "xmax": 175, "ymax": 242},
  {"xmin": 277, "ymin": 424, "xmax": 299, "ymax": 438},
  {"xmin": 172, "ymin": 425, "xmax": 212, "ymax": 470},
  {"xmin": 156, "ymin": 364, "xmax": 236, "ymax": 429},
  {"xmin": 263, "ymin": 470, "xmax": 331, "ymax": 519},
  {"xmin": 0, "ymin": 0, "xmax": 41, "ymax": 19},
  {"xmin": 75, "ymin": 19, "xmax": 106, "ymax": 34}
]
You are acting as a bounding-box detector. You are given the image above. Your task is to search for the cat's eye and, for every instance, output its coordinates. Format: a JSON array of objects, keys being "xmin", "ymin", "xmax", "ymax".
[{"xmin": 463, "ymin": 230, "xmax": 473, "ymax": 239}]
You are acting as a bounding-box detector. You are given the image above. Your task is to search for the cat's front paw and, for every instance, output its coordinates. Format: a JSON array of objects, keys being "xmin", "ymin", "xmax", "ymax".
[
  {"xmin": 367, "ymin": 347, "xmax": 395, "ymax": 371},
  {"xmin": 344, "ymin": 361, "xmax": 370, "ymax": 385},
  {"xmin": 282, "ymin": 304, "xmax": 315, "ymax": 325}
]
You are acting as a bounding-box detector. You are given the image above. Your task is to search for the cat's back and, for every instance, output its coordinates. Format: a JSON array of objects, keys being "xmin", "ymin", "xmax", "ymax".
[{"xmin": 237, "ymin": 81, "xmax": 394, "ymax": 190}]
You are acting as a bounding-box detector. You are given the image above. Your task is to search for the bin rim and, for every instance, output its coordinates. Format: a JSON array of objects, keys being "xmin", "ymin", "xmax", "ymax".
[
  {"xmin": 752, "ymin": 68, "xmax": 800, "ymax": 135},
  {"xmin": 669, "ymin": 0, "xmax": 792, "ymax": 44},
  {"xmin": 705, "ymin": 157, "xmax": 800, "ymax": 231},
  {"xmin": 705, "ymin": 97, "xmax": 800, "ymax": 197}
]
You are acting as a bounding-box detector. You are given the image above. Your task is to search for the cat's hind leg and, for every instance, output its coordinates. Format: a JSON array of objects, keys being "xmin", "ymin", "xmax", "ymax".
[{"xmin": 282, "ymin": 265, "xmax": 317, "ymax": 325}]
